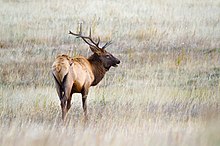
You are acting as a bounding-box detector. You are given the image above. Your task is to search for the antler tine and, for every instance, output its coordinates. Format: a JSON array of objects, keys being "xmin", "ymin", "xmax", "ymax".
[
  {"xmin": 87, "ymin": 28, "xmax": 101, "ymax": 48},
  {"xmin": 89, "ymin": 27, "xmax": 91, "ymax": 38},
  {"xmin": 102, "ymin": 40, "xmax": 112, "ymax": 49},
  {"xmin": 97, "ymin": 37, "xmax": 100, "ymax": 46},
  {"xmin": 79, "ymin": 23, "xmax": 82, "ymax": 35},
  {"xmin": 89, "ymin": 28, "xmax": 100, "ymax": 47}
]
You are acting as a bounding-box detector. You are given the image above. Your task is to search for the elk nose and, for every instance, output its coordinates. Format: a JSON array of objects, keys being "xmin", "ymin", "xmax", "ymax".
[{"xmin": 117, "ymin": 60, "xmax": 120, "ymax": 64}]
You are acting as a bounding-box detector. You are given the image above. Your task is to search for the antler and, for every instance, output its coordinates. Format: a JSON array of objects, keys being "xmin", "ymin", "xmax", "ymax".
[
  {"xmin": 102, "ymin": 41, "xmax": 112, "ymax": 49},
  {"xmin": 69, "ymin": 24, "xmax": 111, "ymax": 49},
  {"xmin": 69, "ymin": 30, "xmax": 100, "ymax": 48}
]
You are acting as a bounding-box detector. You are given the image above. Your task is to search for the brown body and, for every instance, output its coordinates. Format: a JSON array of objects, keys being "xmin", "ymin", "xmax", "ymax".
[{"xmin": 52, "ymin": 30, "xmax": 120, "ymax": 120}]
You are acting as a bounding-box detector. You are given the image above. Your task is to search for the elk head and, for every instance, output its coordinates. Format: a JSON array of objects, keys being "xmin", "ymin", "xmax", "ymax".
[{"xmin": 69, "ymin": 29, "xmax": 120, "ymax": 71}]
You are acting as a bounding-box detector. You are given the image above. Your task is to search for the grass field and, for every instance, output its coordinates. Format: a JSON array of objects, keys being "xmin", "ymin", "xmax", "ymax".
[{"xmin": 0, "ymin": 0, "xmax": 220, "ymax": 146}]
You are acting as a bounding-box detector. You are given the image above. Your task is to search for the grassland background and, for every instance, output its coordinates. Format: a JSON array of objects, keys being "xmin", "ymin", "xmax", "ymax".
[{"xmin": 0, "ymin": 0, "xmax": 220, "ymax": 146}]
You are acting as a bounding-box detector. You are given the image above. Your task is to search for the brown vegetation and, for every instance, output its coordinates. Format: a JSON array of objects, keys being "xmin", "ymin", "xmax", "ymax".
[{"xmin": 0, "ymin": 0, "xmax": 219, "ymax": 146}]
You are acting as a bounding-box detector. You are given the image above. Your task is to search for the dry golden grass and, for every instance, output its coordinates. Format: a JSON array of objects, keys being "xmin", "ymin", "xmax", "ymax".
[{"xmin": 0, "ymin": 0, "xmax": 220, "ymax": 146}]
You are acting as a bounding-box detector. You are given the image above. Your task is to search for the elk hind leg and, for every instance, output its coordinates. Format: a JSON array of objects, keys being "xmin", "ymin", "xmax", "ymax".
[
  {"xmin": 54, "ymin": 80, "xmax": 66, "ymax": 120},
  {"xmin": 60, "ymin": 97, "xmax": 67, "ymax": 120},
  {"xmin": 62, "ymin": 84, "xmax": 73, "ymax": 120}
]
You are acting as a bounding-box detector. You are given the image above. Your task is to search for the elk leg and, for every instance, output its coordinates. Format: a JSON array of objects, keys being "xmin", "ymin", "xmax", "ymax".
[
  {"xmin": 67, "ymin": 97, "xmax": 72, "ymax": 111},
  {"xmin": 62, "ymin": 84, "xmax": 73, "ymax": 119},
  {"xmin": 54, "ymin": 81, "xmax": 66, "ymax": 120},
  {"xmin": 66, "ymin": 86, "xmax": 74, "ymax": 111},
  {"xmin": 82, "ymin": 96, "xmax": 87, "ymax": 116},
  {"xmin": 54, "ymin": 79, "xmax": 63, "ymax": 100},
  {"xmin": 61, "ymin": 97, "xmax": 67, "ymax": 120},
  {"xmin": 81, "ymin": 88, "xmax": 89, "ymax": 118}
]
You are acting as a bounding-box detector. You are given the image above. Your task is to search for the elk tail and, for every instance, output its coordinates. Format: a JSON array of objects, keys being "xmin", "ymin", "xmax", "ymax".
[
  {"xmin": 52, "ymin": 72, "xmax": 68, "ymax": 89},
  {"xmin": 52, "ymin": 63, "xmax": 70, "ymax": 87}
]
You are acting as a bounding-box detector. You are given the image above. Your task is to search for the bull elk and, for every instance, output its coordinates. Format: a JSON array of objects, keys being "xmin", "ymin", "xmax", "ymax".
[{"xmin": 52, "ymin": 29, "xmax": 120, "ymax": 120}]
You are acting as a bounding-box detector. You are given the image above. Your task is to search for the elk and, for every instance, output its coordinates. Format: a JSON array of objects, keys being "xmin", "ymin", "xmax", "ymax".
[{"xmin": 52, "ymin": 29, "xmax": 120, "ymax": 120}]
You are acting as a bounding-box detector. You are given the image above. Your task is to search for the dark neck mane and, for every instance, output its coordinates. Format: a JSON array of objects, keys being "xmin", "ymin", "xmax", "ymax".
[{"xmin": 88, "ymin": 54, "xmax": 106, "ymax": 86}]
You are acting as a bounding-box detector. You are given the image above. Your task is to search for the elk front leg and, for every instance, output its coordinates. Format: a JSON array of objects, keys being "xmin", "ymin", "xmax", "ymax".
[
  {"xmin": 67, "ymin": 98, "xmax": 72, "ymax": 111},
  {"xmin": 81, "ymin": 88, "xmax": 89, "ymax": 118}
]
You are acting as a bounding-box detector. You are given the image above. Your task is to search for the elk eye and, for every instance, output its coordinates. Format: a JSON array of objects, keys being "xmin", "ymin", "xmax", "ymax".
[{"xmin": 106, "ymin": 55, "xmax": 110, "ymax": 58}]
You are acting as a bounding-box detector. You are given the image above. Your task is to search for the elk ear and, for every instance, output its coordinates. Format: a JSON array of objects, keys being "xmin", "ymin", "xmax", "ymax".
[{"xmin": 90, "ymin": 46, "xmax": 102, "ymax": 54}]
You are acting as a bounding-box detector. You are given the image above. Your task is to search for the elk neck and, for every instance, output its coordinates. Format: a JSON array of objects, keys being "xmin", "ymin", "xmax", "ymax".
[{"xmin": 88, "ymin": 54, "xmax": 107, "ymax": 86}]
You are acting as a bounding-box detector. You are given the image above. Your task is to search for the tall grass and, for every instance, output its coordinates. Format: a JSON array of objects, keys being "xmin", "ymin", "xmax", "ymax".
[{"xmin": 0, "ymin": 0, "xmax": 220, "ymax": 146}]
